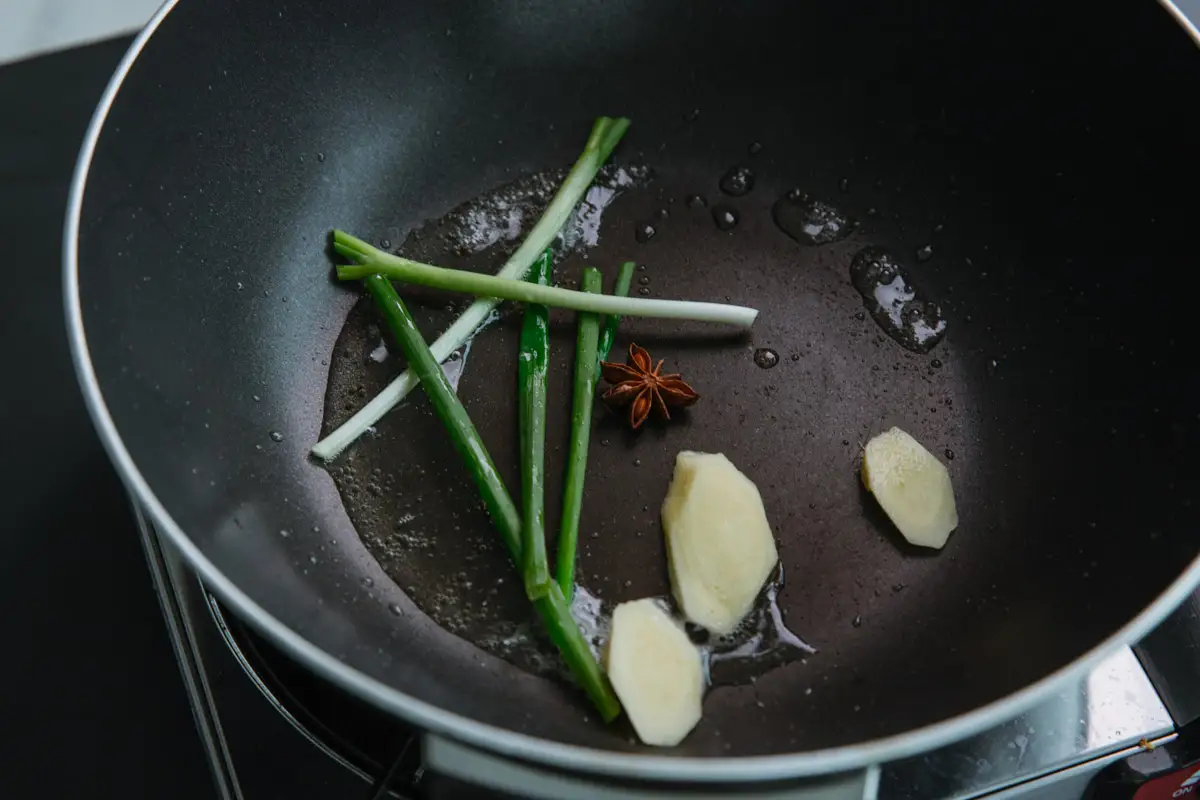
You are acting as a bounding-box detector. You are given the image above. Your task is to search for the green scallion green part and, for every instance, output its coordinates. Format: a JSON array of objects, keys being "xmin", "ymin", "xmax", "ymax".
[
  {"xmin": 556, "ymin": 268, "xmax": 604, "ymax": 599},
  {"xmin": 596, "ymin": 260, "xmax": 636, "ymax": 372},
  {"xmin": 363, "ymin": 275, "xmax": 521, "ymax": 558},
  {"xmin": 311, "ymin": 116, "xmax": 630, "ymax": 462},
  {"xmin": 518, "ymin": 250, "xmax": 553, "ymax": 600},
  {"xmin": 361, "ymin": 273, "xmax": 620, "ymax": 722}
]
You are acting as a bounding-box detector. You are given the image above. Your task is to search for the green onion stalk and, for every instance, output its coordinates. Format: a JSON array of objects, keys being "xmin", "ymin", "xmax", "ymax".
[
  {"xmin": 333, "ymin": 236, "xmax": 758, "ymax": 328},
  {"xmin": 361, "ymin": 273, "xmax": 620, "ymax": 722},
  {"xmin": 595, "ymin": 260, "xmax": 636, "ymax": 373},
  {"xmin": 556, "ymin": 268, "xmax": 603, "ymax": 599},
  {"xmin": 311, "ymin": 116, "xmax": 630, "ymax": 462},
  {"xmin": 518, "ymin": 250, "xmax": 553, "ymax": 600}
]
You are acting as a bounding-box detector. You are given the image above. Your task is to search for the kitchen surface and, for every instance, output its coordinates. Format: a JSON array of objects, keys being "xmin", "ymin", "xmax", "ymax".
[
  {"xmin": 0, "ymin": 35, "xmax": 213, "ymax": 798},
  {"xmin": 5, "ymin": 4, "xmax": 1200, "ymax": 798}
]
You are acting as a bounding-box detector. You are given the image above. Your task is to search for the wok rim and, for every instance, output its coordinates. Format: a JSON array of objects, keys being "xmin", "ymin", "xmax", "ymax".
[{"xmin": 63, "ymin": 0, "xmax": 1200, "ymax": 782}]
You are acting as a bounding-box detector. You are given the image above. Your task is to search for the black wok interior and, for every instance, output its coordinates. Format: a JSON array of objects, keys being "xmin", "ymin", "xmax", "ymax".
[{"xmin": 77, "ymin": 0, "xmax": 1200, "ymax": 758}]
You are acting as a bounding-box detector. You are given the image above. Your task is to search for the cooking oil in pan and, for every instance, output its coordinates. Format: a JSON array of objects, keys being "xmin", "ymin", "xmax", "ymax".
[
  {"xmin": 711, "ymin": 204, "xmax": 740, "ymax": 231},
  {"xmin": 753, "ymin": 348, "xmax": 780, "ymax": 369},
  {"xmin": 772, "ymin": 190, "xmax": 853, "ymax": 245},
  {"xmin": 703, "ymin": 566, "xmax": 816, "ymax": 686},
  {"xmin": 718, "ymin": 165, "xmax": 756, "ymax": 197},
  {"xmin": 570, "ymin": 566, "xmax": 815, "ymax": 690},
  {"xmin": 322, "ymin": 163, "xmax": 843, "ymax": 695},
  {"xmin": 362, "ymin": 328, "xmax": 482, "ymax": 394},
  {"xmin": 634, "ymin": 221, "xmax": 658, "ymax": 243},
  {"xmin": 849, "ymin": 245, "xmax": 947, "ymax": 352},
  {"xmin": 429, "ymin": 163, "xmax": 649, "ymax": 259}
]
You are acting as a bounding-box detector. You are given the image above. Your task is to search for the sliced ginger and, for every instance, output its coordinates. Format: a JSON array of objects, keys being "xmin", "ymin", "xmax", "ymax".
[{"xmin": 862, "ymin": 427, "xmax": 958, "ymax": 548}]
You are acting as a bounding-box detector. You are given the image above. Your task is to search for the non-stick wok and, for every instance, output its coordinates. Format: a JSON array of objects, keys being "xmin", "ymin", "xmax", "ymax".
[{"xmin": 66, "ymin": 0, "xmax": 1200, "ymax": 794}]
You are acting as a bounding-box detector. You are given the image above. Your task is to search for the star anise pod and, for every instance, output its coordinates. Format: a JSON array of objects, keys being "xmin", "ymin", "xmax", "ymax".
[{"xmin": 600, "ymin": 343, "xmax": 699, "ymax": 429}]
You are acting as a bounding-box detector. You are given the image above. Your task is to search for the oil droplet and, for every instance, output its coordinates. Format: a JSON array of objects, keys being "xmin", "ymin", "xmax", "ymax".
[
  {"xmin": 753, "ymin": 348, "xmax": 780, "ymax": 369},
  {"xmin": 634, "ymin": 221, "xmax": 657, "ymax": 243},
  {"xmin": 316, "ymin": 152, "xmax": 326, "ymax": 163},
  {"xmin": 655, "ymin": 208, "xmax": 670, "ymax": 220},
  {"xmin": 852, "ymin": 614, "xmax": 863, "ymax": 627},
  {"xmin": 705, "ymin": 566, "xmax": 817, "ymax": 686},
  {"xmin": 773, "ymin": 192, "xmax": 852, "ymax": 245},
  {"xmin": 748, "ymin": 141, "xmax": 763, "ymax": 156},
  {"xmin": 638, "ymin": 275, "xmax": 650, "ymax": 286},
  {"xmin": 279, "ymin": 529, "xmax": 290, "ymax": 538},
  {"xmin": 686, "ymin": 194, "xmax": 707, "ymax": 209},
  {"xmin": 269, "ymin": 431, "xmax": 284, "ymax": 442},
  {"xmin": 987, "ymin": 358, "xmax": 1000, "ymax": 376},
  {"xmin": 361, "ymin": 577, "xmax": 375, "ymax": 588},
  {"xmin": 790, "ymin": 353, "xmax": 800, "ymax": 362},
  {"xmin": 637, "ymin": 287, "xmax": 651, "ymax": 296},
  {"xmin": 849, "ymin": 247, "xmax": 947, "ymax": 353},
  {"xmin": 719, "ymin": 165, "xmax": 756, "ymax": 197},
  {"xmin": 712, "ymin": 204, "xmax": 739, "ymax": 231},
  {"xmin": 839, "ymin": 177, "xmax": 850, "ymax": 192},
  {"xmin": 916, "ymin": 244, "xmax": 933, "ymax": 262},
  {"xmin": 685, "ymin": 108, "xmax": 701, "ymax": 122},
  {"xmin": 380, "ymin": 239, "xmax": 392, "ymax": 250},
  {"xmin": 945, "ymin": 448, "xmax": 955, "ymax": 460},
  {"xmin": 387, "ymin": 603, "xmax": 404, "ymax": 616},
  {"xmin": 931, "ymin": 358, "xmax": 943, "ymax": 369}
]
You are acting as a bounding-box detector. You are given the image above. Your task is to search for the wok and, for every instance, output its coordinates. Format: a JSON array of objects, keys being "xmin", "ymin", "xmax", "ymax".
[{"xmin": 66, "ymin": 0, "xmax": 1200, "ymax": 793}]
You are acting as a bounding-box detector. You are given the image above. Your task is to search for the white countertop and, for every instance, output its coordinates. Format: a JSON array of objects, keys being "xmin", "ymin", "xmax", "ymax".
[{"xmin": 0, "ymin": 0, "xmax": 161, "ymax": 65}]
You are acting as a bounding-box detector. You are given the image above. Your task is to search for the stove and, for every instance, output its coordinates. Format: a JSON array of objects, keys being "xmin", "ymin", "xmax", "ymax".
[
  {"xmin": 133, "ymin": 500, "xmax": 1200, "ymax": 799},
  {"xmin": 12, "ymin": 25, "xmax": 1199, "ymax": 800}
]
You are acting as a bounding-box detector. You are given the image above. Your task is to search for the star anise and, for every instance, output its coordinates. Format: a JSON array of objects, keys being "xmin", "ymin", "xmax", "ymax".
[{"xmin": 600, "ymin": 343, "xmax": 699, "ymax": 429}]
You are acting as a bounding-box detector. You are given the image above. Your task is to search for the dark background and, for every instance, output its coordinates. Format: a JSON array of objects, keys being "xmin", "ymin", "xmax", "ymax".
[{"xmin": 0, "ymin": 37, "xmax": 213, "ymax": 798}]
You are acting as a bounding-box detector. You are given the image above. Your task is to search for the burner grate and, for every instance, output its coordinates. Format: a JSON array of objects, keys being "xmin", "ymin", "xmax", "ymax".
[{"xmin": 208, "ymin": 595, "xmax": 424, "ymax": 798}]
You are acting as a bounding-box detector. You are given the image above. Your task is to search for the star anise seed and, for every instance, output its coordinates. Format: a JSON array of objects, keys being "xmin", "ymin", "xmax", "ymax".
[{"xmin": 599, "ymin": 343, "xmax": 699, "ymax": 429}]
